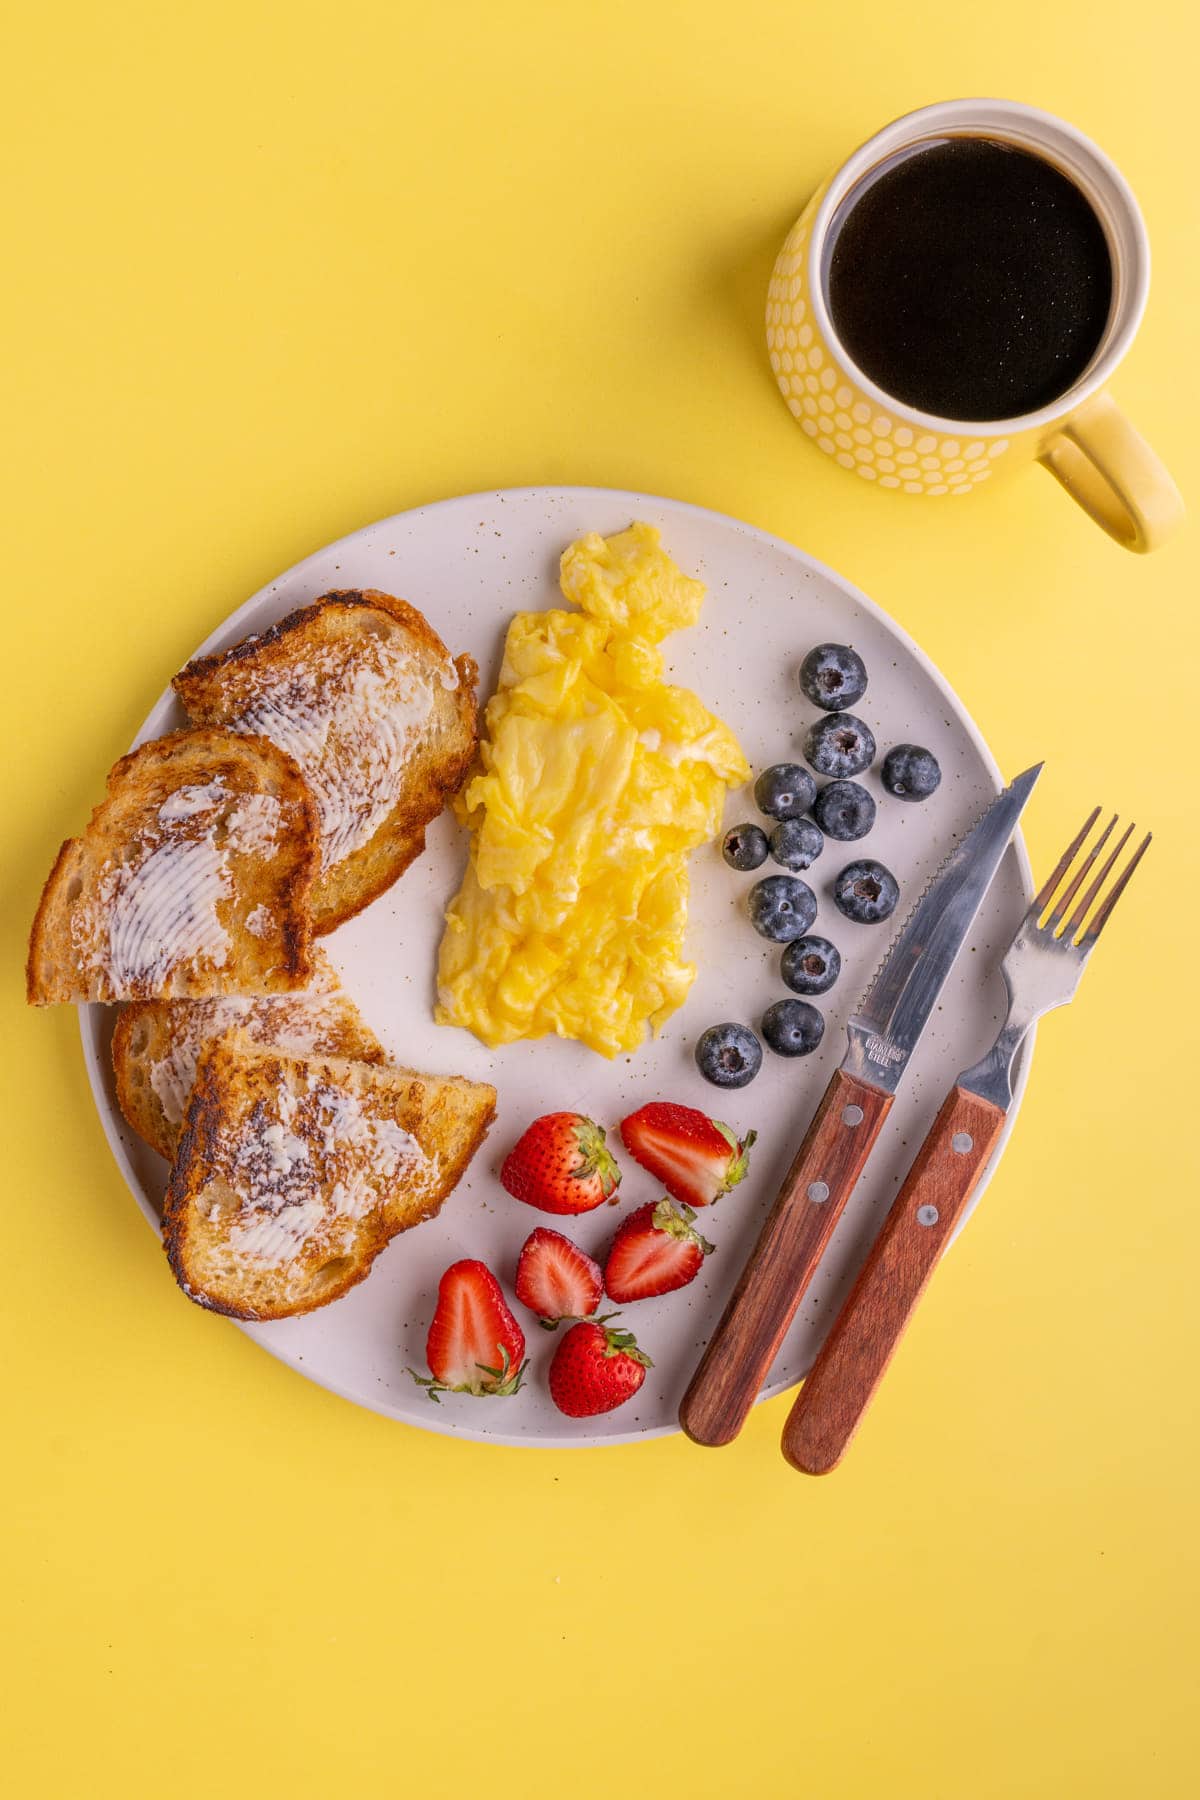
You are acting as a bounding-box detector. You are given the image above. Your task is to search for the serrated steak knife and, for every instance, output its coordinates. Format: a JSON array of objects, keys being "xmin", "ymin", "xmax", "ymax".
[{"xmin": 679, "ymin": 763, "xmax": 1042, "ymax": 1448}]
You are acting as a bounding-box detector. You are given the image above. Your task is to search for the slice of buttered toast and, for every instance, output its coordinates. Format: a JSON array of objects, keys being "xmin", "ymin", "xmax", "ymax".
[
  {"xmin": 112, "ymin": 947, "xmax": 385, "ymax": 1161},
  {"xmin": 163, "ymin": 1033, "xmax": 496, "ymax": 1320},
  {"xmin": 27, "ymin": 728, "xmax": 317, "ymax": 1005},
  {"xmin": 174, "ymin": 591, "xmax": 478, "ymax": 934}
]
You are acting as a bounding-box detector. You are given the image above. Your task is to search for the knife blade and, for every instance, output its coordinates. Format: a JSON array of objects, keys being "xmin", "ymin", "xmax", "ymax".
[
  {"xmin": 843, "ymin": 761, "xmax": 1043, "ymax": 1090},
  {"xmin": 678, "ymin": 763, "xmax": 1042, "ymax": 1448}
]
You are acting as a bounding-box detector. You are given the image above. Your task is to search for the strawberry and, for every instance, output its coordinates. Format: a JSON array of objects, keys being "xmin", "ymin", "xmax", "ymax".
[
  {"xmin": 411, "ymin": 1260, "xmax": 527, "ymax": 1401},
  {"xmin": 619, "ymin": 1101, "xmax": 756, "ymax": 1209},
  {"xmin": 514, "ymin": 1227, "xmax": 603, "ymax": 1330},
  {"xmin": 501, "ymin": 1112, "xmax": 621, "ymax": 1215},
  {"xmin": 548, "ymin": 1318, "xmax": 653, "ymax": 1417},
  {"xmin": 603, "ymin": 1198, "xmax": 714, "ymax": 1303}
]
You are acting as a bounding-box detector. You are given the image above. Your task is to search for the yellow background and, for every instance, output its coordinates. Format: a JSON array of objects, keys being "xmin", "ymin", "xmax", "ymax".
[{"xmin": 4, "ymin": 3, "xmax": 1198, "ymax": 1794}]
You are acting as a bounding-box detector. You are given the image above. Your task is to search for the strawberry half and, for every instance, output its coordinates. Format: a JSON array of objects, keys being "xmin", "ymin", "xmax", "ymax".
[
  {"xmin": 548, "ymin": 1318, "xmax": 653, "ymax": 1417},
  {"xmin": 411, "ymin": 1260, "xmax": 527, "ymax": 1400},
  {"xmin": 514, "ymin": 1228, "xmax": 603, "ymax": 1330},
  {"xmin": 603, "ymin": 1198, "xmax": 714, "ymax": 1303},
  {"xmin": 620, "ymin": 1101, "xmax": 756, "ymax": 1209},
  {"xmin": 501, "ymin": 1112, "xmax": 621, "ymax": 1215}
]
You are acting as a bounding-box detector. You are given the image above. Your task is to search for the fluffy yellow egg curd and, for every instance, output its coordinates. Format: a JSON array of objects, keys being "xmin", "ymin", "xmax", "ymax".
[{"xmin": 435, "ymin": 524, "xmax": 749, "ymax": 1058}]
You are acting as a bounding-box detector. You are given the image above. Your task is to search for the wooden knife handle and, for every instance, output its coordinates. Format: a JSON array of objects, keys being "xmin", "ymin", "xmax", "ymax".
[
  {"xmin": 679, "ymin": 1068, "xmax": 893, "ymax": 1447},
  {"xmin": 781, "ymin": 1084, "xmax": 1006, "ymax": 1475}
]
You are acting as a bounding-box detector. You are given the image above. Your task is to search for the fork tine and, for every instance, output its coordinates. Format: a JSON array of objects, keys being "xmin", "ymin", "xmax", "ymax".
[
  {"xmin": 1046, "ymin": 813, "xmax": 1117, "ymax": 930},
  {"xmin": 1062, "ymin": 822, "xmax": 1134, "ymax": 939},
  {"xmin": 1032, "ymin": 807, "xmax": 1101, "ymax": 918},
  {"xmin": 1079, "ymin": 831, "xmax": 1152, "ymax": 947}
]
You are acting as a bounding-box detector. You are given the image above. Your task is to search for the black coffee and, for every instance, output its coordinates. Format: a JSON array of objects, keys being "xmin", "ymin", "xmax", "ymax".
[{"xmin": 827, "ymin": 137, "xmax": 1113, "ymax": 421}]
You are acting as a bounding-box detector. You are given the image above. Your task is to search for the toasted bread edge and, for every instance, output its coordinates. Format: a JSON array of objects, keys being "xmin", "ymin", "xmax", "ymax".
[
  {"xmin": 162, "ymin": 1042, "xmax": 498, "ymax": 1322},
  {"xmin": 173, "ymin": 590, "xmax": 466, "ymax": 697},
  {"xmin": 111, "ymin": 958, "xmax": 391, "ymax": 1163},
  {"xmin": 111, "ymin": 1006, "xmax": 175, "ymax": 1162},
  {"xmin": 26, "ymin": 727, "xmax": 319, "ymax": 1006},
  {"xmin": 26, "ymin": 837, "xmax": 84, "ymax": 1006}
]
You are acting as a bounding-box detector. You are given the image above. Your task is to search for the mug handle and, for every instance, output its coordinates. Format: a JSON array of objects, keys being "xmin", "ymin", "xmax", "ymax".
[{"xmin": 1039, "ymin": 391, "xmax": 1184, "ymax": 553}]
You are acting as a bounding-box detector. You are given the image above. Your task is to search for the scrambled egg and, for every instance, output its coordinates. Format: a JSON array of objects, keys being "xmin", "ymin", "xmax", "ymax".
[{"xmin": 435, "ymin": 523, "xmax": 748, "ymax": 1058}]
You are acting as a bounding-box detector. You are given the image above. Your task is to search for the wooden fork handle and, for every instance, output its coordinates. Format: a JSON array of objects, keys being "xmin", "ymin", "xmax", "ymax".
[
  {"xmin": 781, "ymin": 1084, "xmax": 1007, "ymax": 1475},
  {"xmin": 679, "ymin": 1068, "xmax": 893, "ymax": 1447}
]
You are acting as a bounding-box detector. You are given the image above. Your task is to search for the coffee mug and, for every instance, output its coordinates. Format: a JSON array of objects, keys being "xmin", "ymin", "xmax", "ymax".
[{"xmin": 766, "ymin": 99, "xmax": 1184, "ymax": 552}]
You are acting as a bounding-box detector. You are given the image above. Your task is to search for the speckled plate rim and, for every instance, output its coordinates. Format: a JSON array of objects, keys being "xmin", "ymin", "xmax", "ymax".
[{"xmin": 79, "ymin": 485, "xmax": 1035, "ymax": 1448}]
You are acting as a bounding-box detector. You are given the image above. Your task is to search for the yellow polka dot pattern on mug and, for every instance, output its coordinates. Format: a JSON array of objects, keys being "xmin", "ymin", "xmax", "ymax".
[{"xmin": 766, "ymin": 208, "xmax": 1010, "ymax": 495}]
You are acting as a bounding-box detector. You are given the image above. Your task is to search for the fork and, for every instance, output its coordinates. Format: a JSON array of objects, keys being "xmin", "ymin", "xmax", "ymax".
[{"xmin": 781, "ymin": 807, "xmax": 1152, "ymax": 1475}]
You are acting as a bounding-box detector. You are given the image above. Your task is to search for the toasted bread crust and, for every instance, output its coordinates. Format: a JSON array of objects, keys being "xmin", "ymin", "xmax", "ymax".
[
  {"xmin": 176, "ymin": 590, "xmax": 457, "ymax": 685},
  {"xmin": 163, "ymin": 1034, "xmax": 496, "ymax": 1320},
  {"xmin": 27, "ymin": 727, "xmax": 318, "ymax": 1005},
  {"xmin": 111, "ymin": 948, "xmax": 386, "ymax": 1161},
  {"xmin": 173, "ymin": 591, "xmax": 479, "ymax": 934},
  {"xmin": 25, "ymin": 837, "xmax": 78, "ymax": 1004}
]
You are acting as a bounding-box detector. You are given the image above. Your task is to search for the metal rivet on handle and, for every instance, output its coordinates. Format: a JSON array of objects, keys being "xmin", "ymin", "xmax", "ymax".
[
  {"xmin": 916, "ymin": 1204, "xmax": 939, "ymax": 1227},
  {"xmin": 807, "ymin": 1181, "xmax": 830, "ymax": 1204},
  {"xmin": 842, "ymin": 1105, "xmax": 864, "ymax": 1127},
  {"xmin": 951, "ymin": 1132, "xmax": 974, "ymax": 1154}
]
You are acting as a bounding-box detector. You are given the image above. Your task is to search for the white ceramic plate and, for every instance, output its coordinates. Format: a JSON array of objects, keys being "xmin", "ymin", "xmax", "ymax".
[{"xmin": 81, "ymin": 487, "xmax": 1033, "ymax": 1448}]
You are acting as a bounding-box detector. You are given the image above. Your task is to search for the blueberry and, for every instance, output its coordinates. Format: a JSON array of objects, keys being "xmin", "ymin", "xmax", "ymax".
[
  {"xmin": 762, "ymin": 999, "xmax": 825, "ymax": 1058},
  {"xmin": 747, "ymin": 874, "xmax": 818, "ymax": 942},
  {"xmin": 881, "ymin": 744, "xmax": 942, "ymax": 802},
  {"xmin": 813, "ymin": 780, "xmax": 876, "ymax": 842},
  {"xmin": 781, "ymin": 935, "xmax": 842, "ymax": 996},
  {"xmin": 799, "ymin": 643, "xmax": 868, "ymax": 711},
  {"xmin": 754, "ymin": 763, "xmax": 817, "ymax": 821},
  {"xmin": 833, "ymin": 859, "xmax": 901, "ymax": 924},
  {"xmin": 804, "ymin": 713, "xmax": 876, "ymax": 779},
  {"xmin": 768, "ymin": 818, "xmax": 824, "ymax": 872},
  {"xmin": 722, "ymin": 822, "xmax": 769, "ymax": 871},
  {"xmin": 695, "ymin": 1022, "xmax": 763, "ymax": 1089}
]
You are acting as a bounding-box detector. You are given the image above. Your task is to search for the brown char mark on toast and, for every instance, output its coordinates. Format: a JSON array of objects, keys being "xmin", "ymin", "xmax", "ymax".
[{"xmin": 173, "ymin": 590, "xmax": 472, "ymax": 691}]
